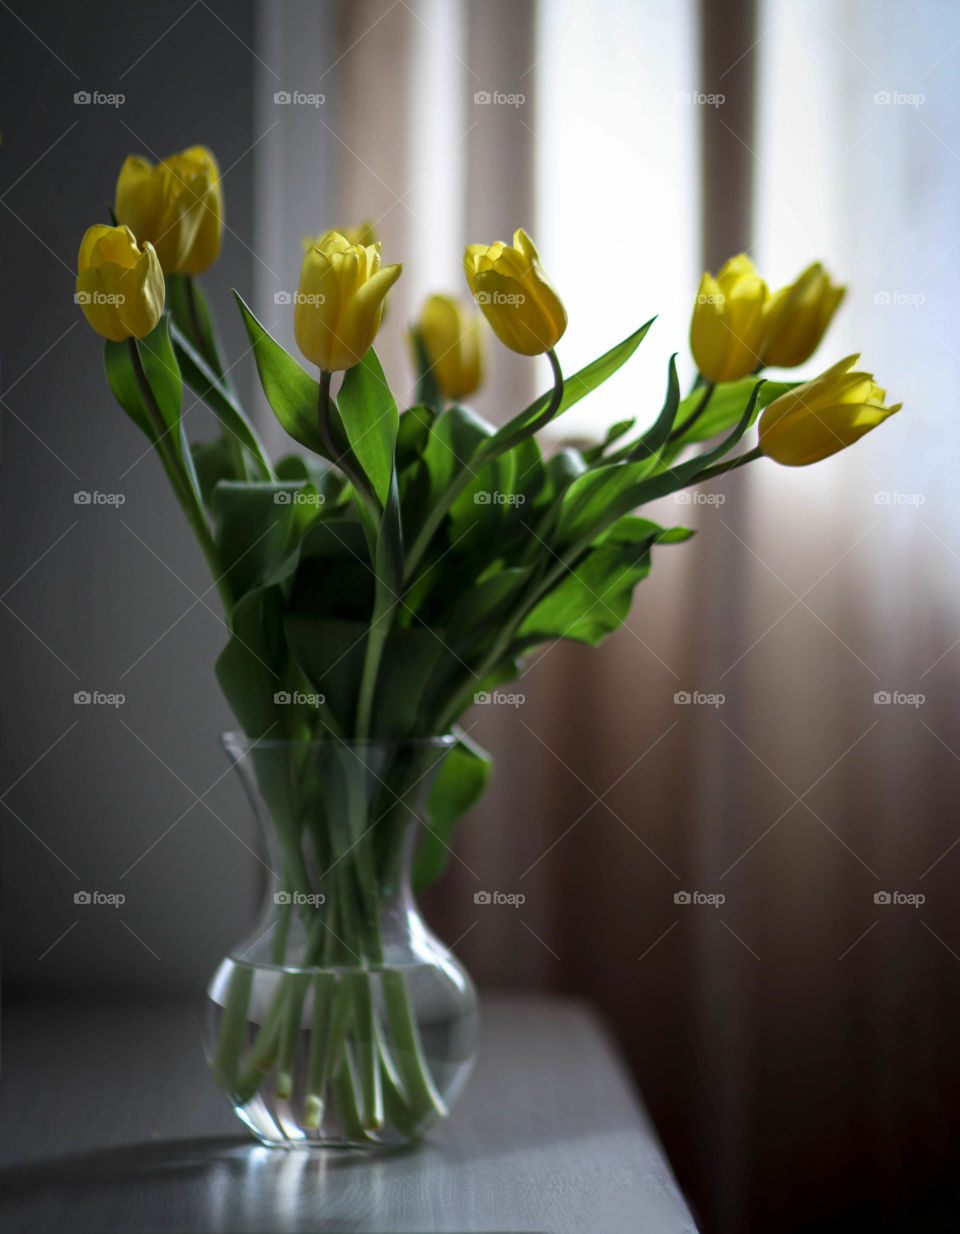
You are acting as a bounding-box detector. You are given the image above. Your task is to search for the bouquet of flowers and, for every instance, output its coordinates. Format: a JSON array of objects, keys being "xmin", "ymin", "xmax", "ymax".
[{"xmin": 75, "ymin": 143, "xmax": 901, "ymax": 1146}]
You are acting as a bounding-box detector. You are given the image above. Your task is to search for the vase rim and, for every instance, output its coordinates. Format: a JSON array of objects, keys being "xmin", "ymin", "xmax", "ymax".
[{"xmin": 220, "ymin": 730, "xmax": 457, "ymax": 753}]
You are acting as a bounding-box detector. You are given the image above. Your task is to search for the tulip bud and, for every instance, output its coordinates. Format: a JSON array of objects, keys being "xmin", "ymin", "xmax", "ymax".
[
  {"xmin": 761, "ymin": 262, "xmax": 846, "ymax": 368},
  {"xmin": 293, "ymin": 231, "xmax": 402, "ymax": 372},
  {"xmin": 75, "ymin": 224, "xmax": 164, "ymax": 341},
  {"xmin": 415, "ymin": 293, "xmax": 485, "ymax": 400},
  {"xmin": 464, "ymin": 228, "xmax": 566, "ymax": 356},
  {"xmin": 302, "ymin": 220, "xmax": 380, "ymax": 252},
  {"xmin": 115, "ymin": 145, "xmax": 223, "ymax": 275},
  {"xmin": 759, "ymin": 354, "xmax": 901, "ymax": 466},
  {"xmin": 690, "ymin": 254, "xmax": 768, "ymax": 383}
]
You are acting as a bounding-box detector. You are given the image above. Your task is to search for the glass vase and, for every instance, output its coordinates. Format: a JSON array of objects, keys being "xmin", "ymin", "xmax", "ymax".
[{"xmin": 204, "ymin": 733, "xmax": 478, "ymax": 1148}]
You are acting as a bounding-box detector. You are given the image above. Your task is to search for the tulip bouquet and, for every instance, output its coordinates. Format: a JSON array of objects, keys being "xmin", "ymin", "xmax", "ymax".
[{"xmin": 76, "ymin": 143, "xmax": 900, "ymax": 1144}]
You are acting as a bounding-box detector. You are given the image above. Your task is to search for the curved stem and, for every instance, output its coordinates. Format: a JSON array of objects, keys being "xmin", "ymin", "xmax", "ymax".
[
  {"xmin": 688, "ymin": 444, "xmax": 762, "ymax": 484},
  {"xmin": 403, "ymin": 348, "xmax": 565, "ymax": 586},
  {"xmin": 127, "ymin": 338, "xmax": 233, "ymax": 615}
]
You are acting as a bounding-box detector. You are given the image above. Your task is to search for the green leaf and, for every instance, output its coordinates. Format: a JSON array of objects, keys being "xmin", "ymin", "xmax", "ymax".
[
  {"xmin": 211, "ymin": 480, "xmax": 311, "ymax": 600},
  {"xmin": 233, "ymin": 290, "xmax": 327, "ymax": 456},
  {"xmin": 626, "ymin": 352, "xmax": 680, "ymax": 459},
  {"xmin": 336, "ymin": 348, "xmax": 399, "ymax": 507},
  {"xmin": 167, "ymin": 274, "xmax": 226, "ymax": 381},
  {"xmin": 409, "ymin": 327, "xmax": 443, "ymax": 414},
  {"xmin": 582, "ymin": 417, "xmax": 637, "ymax": 464},
  {"xmin": 487, "ymin": 317, "xmax": 657, "ymax": 455},
  {"xmin": 672, "ymin": 376, "xmax": 797, "ymax": 446},
  {"xmin": 414, "ymin": 733, "xmax": 492, "ymax": 891},
  {"xmin": 191, "ymin": 437, "xmax": 236, "ymax": 507},
  {"xmin": 557, "ymin": 381, "xmax": 765, "ymax": 546},
  {"xmin": 170, "ymin": 321, "xmax": 273, "ymax": 478},
  {"xmin": 516, "ymin": 518, "xmax": 692, "ymax": 648}
]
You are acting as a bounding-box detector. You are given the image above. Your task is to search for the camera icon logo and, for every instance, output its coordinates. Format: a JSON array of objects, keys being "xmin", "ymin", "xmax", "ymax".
[
  {"xmin": 874, "ymin": 891, "xmax": 891, "ymax": 905},
  {"xmin": 274, "ymin": 290, "xmax": 292, "ymax": 305},
  {"xmin": 674, "ymin": 891, "xmax": 691, "ymax": 905},
  {"xmin": 874, "ymin": 691, "xmax": 892, "ymax": 704},
  {"xmin": 273, "ymin": 691, "xmax": 292, "ymax": 704},
  {"xmin": 74, "ymin": 890, "xmax": 91, "ymax": 904},
  {"xmin": 74, "ymin": 690, "xmax": 92, "ymax": 704},
  {"xmin": 74, "ymin": 90, "xmax": 91, "ymax": 104},
  {"xmin": 474, "ymin": 90, "xmax": 492, "ymax": 104},
  {"xmin": 674, "ymin": 691, "xmax": 692, "ymax": 704},
  {"xmin": 274, "ymin": 90, "xmax": 291, "ymax": 104},
  {"xmin": 274, "ymin": 891, "xmax": 292, "ymax": 905},
  {"xmin": 274, "ymin": 490, "xmax": 292, "ymax": 504},
  {"xmin": 473, "ymin": 691, "xmax": 491, "ymax": 705},
  {"xmin": 74, "ymin": 292, "xmax": 91, "ymax": 305},
  {"xmin": 674, "ymin": 491, "xmax": 692, "ymax": 504},
  {"xmin": 74, "ymin": 491, "xmax": 92, "ymax": 504},
  {"xmin": 474, "ymin": 291, "xmax": 490, "ymax": 305},
  {"xmin": 474, "ymin": 490, "xmax": 491, "ymax": 504},
  {"xmin": 474, "ymin": 890, "xmax": 491, "ymax": 904}
]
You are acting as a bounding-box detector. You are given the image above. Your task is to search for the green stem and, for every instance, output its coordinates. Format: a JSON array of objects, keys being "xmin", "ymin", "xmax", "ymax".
[
  {"xmin": 688, "ymin": 444, "xmax": 762, "ymax": 484},
  {"xmin": 127, "ymin": 338, "xmax": 233, "ymax": 616},
  {"xmin": 403, "ymin": 348, "xmax": 565, "ymax": 586},
  {"xmin": 211, "ymin": 964, "xmax": 253, "ymax": 1092}
]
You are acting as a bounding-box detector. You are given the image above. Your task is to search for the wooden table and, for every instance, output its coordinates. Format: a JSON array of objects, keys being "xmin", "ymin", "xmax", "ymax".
[{"xmin": 0, "ymin": 993, "xmax": 698, "ymax": 1232}]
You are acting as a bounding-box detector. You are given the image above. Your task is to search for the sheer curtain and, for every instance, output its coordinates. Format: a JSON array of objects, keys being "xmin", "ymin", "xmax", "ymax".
[{"xmin": 251, "ymin": 1, "xmax": 960, "ymax": 1229}]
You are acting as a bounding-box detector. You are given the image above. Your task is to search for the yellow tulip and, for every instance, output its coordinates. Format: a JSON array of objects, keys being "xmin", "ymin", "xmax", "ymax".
[
  {"xmin": 302, "ymin": 220, "xmax": 379, "ymax": 252},
  {"xmin": 293, "ymin": 231, "xmax": 402, "ymax": 372},
  {"xmin": 464, "ymin": 228, "xmax": 566, "ymax": 356},
  {"xmin": 115, "ymin": 145, "xmax": 223, "ymax": 275},
  {"xmin": 415, "ymin": 293, "xmax": 484, "ymax": 400},
  {"xmin": 758, "ymin": 354, "xmax": 901, "ymax": 466},
  {"xmin": 75, "ymin": 224, "xmax": 164, "ymax": 341},
  {"xmin": 690, "ymin": 253, "xmax": 768, "ymax": 382},
  {"xmin": 762, "ymin": 262, "xmax": 846, "ymax": 368}
]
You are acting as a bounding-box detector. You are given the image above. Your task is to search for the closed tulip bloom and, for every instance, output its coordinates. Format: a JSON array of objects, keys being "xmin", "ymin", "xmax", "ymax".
[
  {"xmin": 416, "ymin": 293, "xmax": 485, "ymax": 400},
  {"xmin": 115, "ymin": 145, "xmax": 223, "ymax": 275},
  {"xmin": 762, "ymin": 262, "xmax": 846, "ymax": 368},
  {"xmin": 758, "ymin": 354, "xmax": 901, "ymax": 466},
  {"xmin": 690, "ymin": 254, "xmax": 768, "ymax": 382},
  {"xmin": 76, "ymin": 224, "xmax": 164, "ymax": 341},
  {"xmin": 464, "ymin": 229, "xmax": 566, "ymax": 356},
  {"xmin": 302, "ymin": 220, "xmax": 380, "ymax": 252},
  {"xmin": 294, "ymin": 231, "xmax": 402, "ymax": 372}
]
